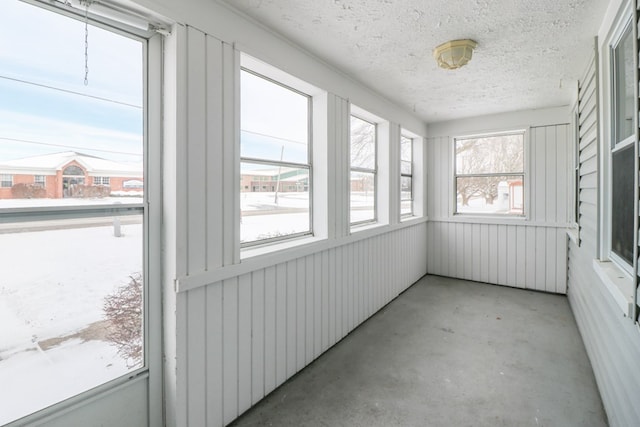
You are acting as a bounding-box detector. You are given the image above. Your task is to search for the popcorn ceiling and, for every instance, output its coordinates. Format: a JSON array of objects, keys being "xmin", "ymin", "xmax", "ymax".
[{"xmin": 221, "ymin": 0, "xmax": 608, "ymax": 123}]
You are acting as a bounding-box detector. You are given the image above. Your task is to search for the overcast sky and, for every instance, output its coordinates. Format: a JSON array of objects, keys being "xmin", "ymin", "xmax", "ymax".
[
  {"xmin": 1, "ymin": 1, "xmax": 310, "ymax": 170},
  {"xmin": 0, "ymin": 0, "xmax": 143, "ymax": 163}
]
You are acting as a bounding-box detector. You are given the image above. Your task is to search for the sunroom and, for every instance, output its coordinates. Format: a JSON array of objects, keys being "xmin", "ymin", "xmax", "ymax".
[{"xmin": 1, "ymin": 0, "xmax": 639, "ymax": 426}]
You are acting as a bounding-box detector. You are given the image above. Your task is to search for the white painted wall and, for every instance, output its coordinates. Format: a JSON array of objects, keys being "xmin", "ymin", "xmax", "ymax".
[
  {"xmin": 427, "ymin": 108, "xmax": 571, "ymax": 293},
  {"xmin": 145, "ymin": 1, "xmax": 430, "ymax": 426}
]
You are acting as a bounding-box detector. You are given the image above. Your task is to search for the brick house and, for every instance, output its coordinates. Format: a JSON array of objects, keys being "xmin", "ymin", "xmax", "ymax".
[{"xmin": 0, "ymin": 151, "xmax": 143, "ymax": 199}]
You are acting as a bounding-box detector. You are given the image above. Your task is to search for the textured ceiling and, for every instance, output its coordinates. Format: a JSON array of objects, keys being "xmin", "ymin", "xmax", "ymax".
[{"xmin": 219, "ymin": 0, "xmax": 609, "ymax": 123}]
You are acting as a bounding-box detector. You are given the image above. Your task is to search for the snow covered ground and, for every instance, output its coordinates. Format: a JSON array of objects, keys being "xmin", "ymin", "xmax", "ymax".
[
  {"xmin": 0, "ymin": 220, "xmax": 142, "ymax": 425},
  {"xmin": 241, "ymin": 191, "xmax": 375, "ymax": 241}
]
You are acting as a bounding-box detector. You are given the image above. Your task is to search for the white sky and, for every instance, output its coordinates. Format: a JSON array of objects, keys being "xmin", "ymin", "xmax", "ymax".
[{"xmin": 0, "ymin": 0, "xmax": 143, "ymax": 163}]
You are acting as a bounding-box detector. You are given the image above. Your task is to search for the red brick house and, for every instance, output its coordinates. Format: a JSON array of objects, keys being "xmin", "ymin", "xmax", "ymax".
[{"xmin": 0, "ymin": 151, "xmax": 143, "ymax": 199}]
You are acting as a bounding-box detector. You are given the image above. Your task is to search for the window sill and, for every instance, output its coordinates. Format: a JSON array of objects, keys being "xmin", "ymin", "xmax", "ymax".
[
  {"xmin": 241, "ymin": 234, "xmax": 325, "ymax": 260},
  {"xmin": 592, "ymin": 259, "xmax": 635, "ymax": 317},
  {"xmin": 350, "ymin": 221, "xmax": 387, "ymax": 234}
]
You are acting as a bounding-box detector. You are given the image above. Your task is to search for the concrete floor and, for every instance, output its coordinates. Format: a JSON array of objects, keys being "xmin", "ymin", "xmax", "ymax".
[{"xmin": 230, "ymin": 275, "xmax": 607, "ymax": 427}]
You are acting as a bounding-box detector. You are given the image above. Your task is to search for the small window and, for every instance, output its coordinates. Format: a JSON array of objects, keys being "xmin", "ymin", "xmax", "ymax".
[
  {"xmin": 34, "ymin": 175, "xmax": 46, "ymax": 187},
  {"xmin": 454, "ymin": 132, "xmax": 525, "ymax": 215},
  {"xmin": 400, "ymin": 134, "xmax": 413, "ymax": 217},
  {"xmin": 240, "ymin": 68, "xmax": 312, "ymax": 245},
  {"xmin": 94, "ymin": 176, "xmax": 110, "ymax": 186},
  {"xmin": 1, "ymin": 174, "xmax": 13, "ymax": 188},
  {"xmin": 350, "ymin": 114, "xmax": 376, "ymax": 225}
]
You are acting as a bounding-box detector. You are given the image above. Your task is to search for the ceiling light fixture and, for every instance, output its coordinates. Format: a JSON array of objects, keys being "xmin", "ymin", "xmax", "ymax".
[{"xmin": 433, "ymin": 39, "xmax": 477, "ymax": 70}]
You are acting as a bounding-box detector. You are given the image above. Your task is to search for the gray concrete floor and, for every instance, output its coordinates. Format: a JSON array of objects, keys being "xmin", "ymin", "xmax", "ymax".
[{"xmin": 230, "ymin": 275, "xmax": 607, "ymax": 427}]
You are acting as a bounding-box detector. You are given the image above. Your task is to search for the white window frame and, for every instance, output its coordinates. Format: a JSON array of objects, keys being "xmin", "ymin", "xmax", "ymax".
[
  {"xmin": 0, "ymin": 2, "xmax": 164, "ymax": 425},
  {"xmin": 34, "ymin": 175, "xmax": 46, "ymax": 187},
  {"xmin": 239, "ymin": 54, "xmax": 327, "ymax": 255},
  {"xmin": 1, "ymin": 174, "xmax": 13, "ymax": 188},
  {"xmin": 452, "ymin": 129, "xmax": 528, "ymax": 218},
  {"xmin": 601, "ymin": 8, "xmax": 635, "ymax": 277},
  {"xmin": 349, "ymin": 111, "xmax": 378, "ymax": 226},
  {"xmin": 400, "ymin": 132, "xmax": 414, "ymax": 218}
]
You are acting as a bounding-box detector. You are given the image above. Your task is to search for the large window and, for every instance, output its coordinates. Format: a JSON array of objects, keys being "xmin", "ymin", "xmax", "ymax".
[
  {"xmin": 400, "ymin": 133, "xmax": 413, "ymax": 217},
  {"xmin": 350, "ymin": 114, "xmax": 377, "ymax": 224},
  {"xmin": 610, "ymin": 20, "xmax": 634, "ymax": 267},
  {"xmin": 0, "ymin": 2, "xmax": 149, "ymax": 424},
  {"xmin": 240, "ymin": 68, "xmax": 311, "ymax": 245},
  {"xmin": 454, "ymin": 132, "xmax": 525, "ymax": 215}
]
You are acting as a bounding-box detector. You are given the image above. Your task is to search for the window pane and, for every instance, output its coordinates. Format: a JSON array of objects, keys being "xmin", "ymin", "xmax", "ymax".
[
  {"xmin": 401, "ymin": 135, "xmax": 412, "ymax": 162},
  {"xmin": 350, "ymin": 116, "xmax": 375, "ymax": 169},
  {"xmin": 0, "ymin": 214, "xmax": 143, "ymax": 425},
  {"xmin": 455, "ymin": 134, "xmax": 524, "ymax": 175},
  {"xmin": 0, "ymin": 1, "xmax": 144, "ymax": 209},
  {"xmin": 401, "ymin": 200, "xmax": 412, "ymax": 216},
  {"xmin": 611, "ymin": 145, "xmax": 634, "ymax": 265},
  {"xmin": 401, "ymin": 176, "xmax": 412, "ymax": 201},
  {"xmin": 614, "ymin": 25, "xmax": 634, "ymax": 144},
  {"xmin": 456, "ymin": 175, "xmax": 524, "ymax": 214},
  {"xmin": 241, "ymin": 162, "xmax": 310, "ymax": 243},
  {"xmin": 401, "ymin": 160, "xmax": 412, "ymax": 175},
  {"xmin": 240, "ymin": 70, "xmax": 309, "ymax": 164},
  {"xmin": 350, "ymin": 171, "xmax": 375, "ymax": 223}
]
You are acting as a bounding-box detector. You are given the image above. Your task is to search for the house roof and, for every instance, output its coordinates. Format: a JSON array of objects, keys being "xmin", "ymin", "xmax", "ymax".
[{"xmin": 0, "ymin": 151, "xmax": 143, "ymax": 177}]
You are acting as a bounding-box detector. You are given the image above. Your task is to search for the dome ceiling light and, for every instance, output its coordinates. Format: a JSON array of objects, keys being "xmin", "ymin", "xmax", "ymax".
[{"xmin": 433, "ymin": 39, "xmax": 477, "ymax": 70}]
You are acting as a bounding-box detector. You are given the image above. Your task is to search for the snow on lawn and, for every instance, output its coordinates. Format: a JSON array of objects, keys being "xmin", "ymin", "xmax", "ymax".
[
  {"xmin": 0, "ymin": 196, "xmax": 143, "ymax": 209},
  {"xmin": 241, "ymin": 191, "xmax": 375, "ymax": 241},
  {"xmin": 0, "ymin": 221, "xmax": 141, "ymax": 425},
  {"xmin": 0, "ymin": 339, "xmax": 129, "ymax": 425},
  {"xmin": 0, "ymin": 222, "xmax": 142, "ymax": 353}
]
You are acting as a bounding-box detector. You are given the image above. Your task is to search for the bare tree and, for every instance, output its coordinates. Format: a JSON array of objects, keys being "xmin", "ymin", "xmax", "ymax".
[
  {"xmin": 455, "ymin": 135, "xmax": 523, "ymax": 206},
  {"xmin": 103, "ymin": 273, "xmax": 143, "ymax": 368}
]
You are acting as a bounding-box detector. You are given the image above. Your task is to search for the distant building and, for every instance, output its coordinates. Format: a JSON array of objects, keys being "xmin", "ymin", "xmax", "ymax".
[
  {"xmin": 240, "ymin": 167, "xmax": 308, "ymax": 192},
  {"xmin": 0, "ymin": 151, "xmax": 143, "ymax": 199}
]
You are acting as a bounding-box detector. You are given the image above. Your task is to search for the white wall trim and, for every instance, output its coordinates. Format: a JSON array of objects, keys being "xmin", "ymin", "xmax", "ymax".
[{"xmin": 176, "ymin": 217, "xmax": 428, "ymax": 292}]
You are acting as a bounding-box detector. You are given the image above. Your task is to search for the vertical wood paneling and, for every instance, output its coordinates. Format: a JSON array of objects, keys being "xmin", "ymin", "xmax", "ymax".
[
  {"xmin": 250, "ymin": 271, "xmax": 265, "ymax": 406},
  {"xmin": 464, "ymin": 223, "xmax": 473, "ymax": 279},
  {"xmin": 472, "ymin": 224, "xmax": 481, "ymax": 279},
  {"xmin": 525, "ymin": 226, "xmax": 537, "ymax": 289},
  {"xmin": 186, "ymin": 27, "xmax": 207, "ymax": 275},
  {"xmin": 497, "ymin": 225, "xmax": 508, "ymax": 285},
  {"xmin": 286, "ymin": 260, "xmax": 297, "ymax": 378},
  {"xmin": 322, "ymin": 250, "xmax": 330, "ymax": 351},
  {"xmin": 507, "ymin": 225, "xmax": 517, "ymax": 286},
  {"xmin": 222, "ymin": 277, "xmax": 238, "ymax": 425},
  {"xmin": 205, "ymin": 36, "xmax": 224, "ymax": 270},
  {"xmin": 275, "ymin": 263, "xmax": 287, "ymax": 386},
  {"xmin": 296, "ymin": 258, "xmax": 306, "ymax": 371},
  {"xmin": 313, "ymin": 253, "xmax": 322, "ymax": 358},
  {"xmin": 545, "ymin": 228, "xmax": 557, "ymax": 293},
  {"xmin": 488, "ymin": 224, "xmax": 498, "ymax": 284},
  {"xmin": 305, "ymin": 255, "xmax": 314, "ymax": 365},
  {"xmin": 238, "ymin": 274, "xmax": 252, "ymax": 414},
  {"xmin": 535, "ymin": 228, "xmax": 546, "ymax": 291},
  {"xmin": 329, "ymin": 247, "xmax": 336, "ymax": 346},
  {"xmin": 186, "ymin": 287, "xmax": 206, "ymax": 426},
  {"xmin": 206, "ymin": 283, "xmax": 223, "ymax": 426},
  {"xmin": 480, "ymin": 224, "xmax": 489, "ymax": 283},
  {"xmin": 545, "ymin": 126, "xmax": 557, "ymax": 223},
  {"xmin": 516, "ymin": 227, "xmax": 527, "ymax": 288},
  {"xmin": 263, "ymin": 266, "xmax": 276, "ymax": 394}
]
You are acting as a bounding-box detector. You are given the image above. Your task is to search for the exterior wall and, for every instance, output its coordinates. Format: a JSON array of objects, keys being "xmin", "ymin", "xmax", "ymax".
[
  {"xmin": 567, "ymin": 26, "xmax": 640, "ymax": 427},
  {"xmin": 427, "ymin": 108, "xmax": 571, "ymax": 293}
]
